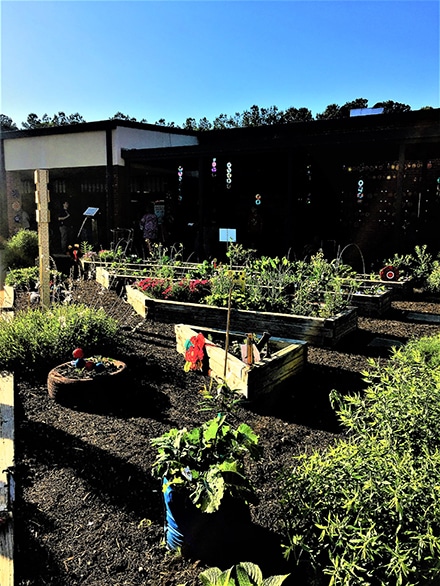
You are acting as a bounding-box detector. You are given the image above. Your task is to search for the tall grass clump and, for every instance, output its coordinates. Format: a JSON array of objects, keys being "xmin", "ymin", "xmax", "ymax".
[
  {"xmin": 3, "ymin": 229, "xmax": 39, "ymax": 269},
  {"xmin": 0, "ymin": 304, "xmax": 119, "ymax": 373},
  {"xmin": 281, "ymin": 333, "xmax": 440, "ymax": 585}
]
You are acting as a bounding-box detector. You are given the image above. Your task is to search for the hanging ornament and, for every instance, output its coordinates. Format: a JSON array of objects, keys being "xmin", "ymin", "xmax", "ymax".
[
  {"xmin": 255, "ymin": 193, "xmax": 262, "ymax": 206},
  {"xmin": 357, "ymin": 179, "xmax": 364, "ymax": 202},
  {"xmin": 211, "ymin": 157, "xmax": 217, "ymax": 177},
  {"xmin": 177, "ymin": 165, "xmax": 183, "ymax": 202},
  {"xmin": 226, "ymin": 162, "xmax": 232, "ymax": 189},
  {"xmin": 379, "ymin": 265, "xmax": 399, "ymax": 281}
]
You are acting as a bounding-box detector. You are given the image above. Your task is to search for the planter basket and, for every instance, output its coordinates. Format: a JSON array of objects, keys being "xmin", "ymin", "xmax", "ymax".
[
  {"xmin": 162, "ymin": 478, "xmax": 251, "ymax": 560},
  {"xmin": 47, "ymin": 359, "xmax": 127, "ymax": 406}
]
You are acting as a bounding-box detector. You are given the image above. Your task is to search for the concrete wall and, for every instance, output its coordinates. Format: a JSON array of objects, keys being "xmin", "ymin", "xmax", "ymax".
[
  {"xmin": 4, "ymin": 126, "xmax": 199, "ymax": 170},
  {"xmin": 4, "ymin": 132, "xmax": 108, "ymax": 170}
]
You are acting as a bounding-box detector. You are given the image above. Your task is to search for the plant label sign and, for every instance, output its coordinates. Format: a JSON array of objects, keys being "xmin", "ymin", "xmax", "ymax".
[{"xmin": 219, "ymin": 228, "xmax": 236, "ymax": 243}]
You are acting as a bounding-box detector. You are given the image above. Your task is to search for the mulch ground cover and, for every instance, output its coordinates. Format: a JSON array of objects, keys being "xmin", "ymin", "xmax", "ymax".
[{"xmin": 11, "ymin": 280, "xmax": 440, "ymax": 585}]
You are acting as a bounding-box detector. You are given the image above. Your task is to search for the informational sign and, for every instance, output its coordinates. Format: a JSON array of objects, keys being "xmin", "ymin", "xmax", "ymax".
[
  {"xmin": 83, "ymin": 207, "xmax": 99, "ymax": 217},
  {"xmin": 219, "ymin": 228, "xmax": 236, "ymax": 243},
  {"xmin": 154, "ymin": 201, "xmax": 165, "ymax": 225}
]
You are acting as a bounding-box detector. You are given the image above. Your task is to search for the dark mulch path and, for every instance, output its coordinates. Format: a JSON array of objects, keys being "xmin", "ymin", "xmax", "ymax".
[{"xmin": 12, "ymin": 281, "xmax": 440, "ymax": 585}]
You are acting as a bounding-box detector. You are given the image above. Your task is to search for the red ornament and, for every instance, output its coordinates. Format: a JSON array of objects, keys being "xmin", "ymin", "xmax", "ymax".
[
  {"xmin": 84, "ymin": 360, "xmax": 95, "ymax": 371},
  {"xmin": 379, "ymin": 265, "xmax": 399, "ymax": 281},
  {"xmin": 72, "ymin": 348, "xmax": 84, "ymax": 359}
]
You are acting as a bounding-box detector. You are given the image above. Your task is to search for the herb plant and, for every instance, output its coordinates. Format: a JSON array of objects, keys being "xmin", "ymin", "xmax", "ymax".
[{"xmin": 151, "ymin": 381, "xmax": 262, "ymax": 513}]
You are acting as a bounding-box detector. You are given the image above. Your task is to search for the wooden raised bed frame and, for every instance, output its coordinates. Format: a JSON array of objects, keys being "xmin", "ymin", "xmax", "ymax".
[
  {"xmin": 126, "ymin": 285, "xmax": 357, "ymax": 348},
  {"xmin": 175, "ymin": 324, "xmax": 307, "ymax": 400},
  {"xmin": 349, "ymin": 288, "xmax": 393, "ymax": 317}
]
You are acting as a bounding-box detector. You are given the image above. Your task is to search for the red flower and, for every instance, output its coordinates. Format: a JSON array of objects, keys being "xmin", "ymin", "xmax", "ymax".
[
  {"xmin": 185, "ymin": 345, "xmax": 203, "ymax": 363},
  {"xmin": 192, "ymin": 333, "xmax": 205, "ymax": 349}
]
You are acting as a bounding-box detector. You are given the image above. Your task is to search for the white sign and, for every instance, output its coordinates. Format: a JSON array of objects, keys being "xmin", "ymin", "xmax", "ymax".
[{"xmin": 219, "ymin": 228, "xmax": 236, "ymax": 243}]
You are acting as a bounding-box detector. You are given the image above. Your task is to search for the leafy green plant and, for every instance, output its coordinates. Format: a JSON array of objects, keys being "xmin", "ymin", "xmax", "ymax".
[
  {"xmin": 426, "ymin": 259, "xmax": 440, "ymax": 293},
  {"xmin": 281, "ymin": 333, "xmax": 440, "ymax": 585},
  {"xmin": 98, "ymin": 247, "xmax": 126, "ymax": 263},
  {"xmin": 5, "ymin": 266, "xmax": 39, "ymax": 290},
  {"xmin": 5, "ymin": 266, "xmax": 65, "ymax": 292},
  {"xmin": 199, "ymin": 561, "xmax": 289, "ymax": 585},
  {"xmin": 0, "ymin": 304, "xmax": 119, "ymax": 372},
  {"xmin": 385, "ymin": 244, "xmax": 434, "ymax": 285},
  {"xmin": 151, "ymin": 381, "xmax": 262, "ymax": 513},
  {"xmin": 331, "ymin": 334, "xmax": 440, "ymax": 456},
  {"xmin": 3, "ymin": 229, "xmax": 39, "ymax": 269},
  {"xmin": 130, "ymin": 251, "xmax": 358, "ymax": 317},
  {"xmin": 225, "ymin": 243, "xmax": 258, "ymax": 267}
]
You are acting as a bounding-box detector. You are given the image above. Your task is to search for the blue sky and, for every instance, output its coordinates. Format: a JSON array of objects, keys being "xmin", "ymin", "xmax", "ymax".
[{"xmin": 1, "ymin": 0, "xmax": 439, "ymax": 128}]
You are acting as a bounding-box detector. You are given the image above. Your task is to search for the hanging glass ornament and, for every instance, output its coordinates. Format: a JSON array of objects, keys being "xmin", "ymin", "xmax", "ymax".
[
  {"xmin": 357, "ymin": 179, "xmax": 364, "ymax": 202},
  {"xmin": 178, "ymin": 165, "xmax": 183, "ymax": 201},
  {"xmin": 226, "ymin": 161, "xmax": 232, "ymax": 189},
  {"xmin": 211, "ymin": 157, "xmax": 217, "ymax": 177}
]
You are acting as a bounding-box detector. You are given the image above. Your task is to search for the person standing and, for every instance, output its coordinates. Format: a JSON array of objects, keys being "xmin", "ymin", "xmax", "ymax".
[
  {"xmin": 139, "ymin": 203, "xmax": 159, "ymax": 257},
  {"xmin": 58, "ymin": 201, "xmax": 72, "ymax": 253}
]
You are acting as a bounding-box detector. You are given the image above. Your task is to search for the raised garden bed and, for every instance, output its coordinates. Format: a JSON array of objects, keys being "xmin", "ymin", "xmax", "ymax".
[
  {"xmin": 127, "ymin": 285, "xmax": 357, "ymax": 348},
  {"xmin": 175, "ymin": 324, "xmax": 307, "ymax": 399},
  {"xmin": 355, "ymin": 275, "xmax": 413, "ymax": 299},
  {"xmin": 349, "ymin": 288, "xmax": 393, "ymax": 317},
  {"xmin": 47, "ymin": 359, "xmax": 128, "ymax": 407}
]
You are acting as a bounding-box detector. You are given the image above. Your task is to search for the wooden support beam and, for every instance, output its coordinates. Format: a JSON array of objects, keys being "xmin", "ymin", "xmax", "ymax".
[
  {"xmin": 34, "ymin": 169, "xmax": 51, "ymax": 308},
  {"xmin": 0, "ymin": 372, "xmax": 14, "ymax": 586}
]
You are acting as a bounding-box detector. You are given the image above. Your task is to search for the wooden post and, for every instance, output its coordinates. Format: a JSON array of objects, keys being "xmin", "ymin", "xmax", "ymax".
[
  {"xmin": 0, "ymin": 372, "xmax": 14, "ymax": 586},
  {"xmin": 223, "ymin": 283, "xmax": 233, "ymax": 378},
  {"xmin": 34, "ymin": 169, "xmax": 51, "ymax": 307}
]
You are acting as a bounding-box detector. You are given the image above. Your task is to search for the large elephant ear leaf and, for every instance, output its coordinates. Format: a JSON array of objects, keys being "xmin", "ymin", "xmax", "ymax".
[
  {"xmin": 199, "ymin": 467, "xmax": 225, "ymax": 513},
  {"xmin": 199, "ymin": 565, "xmax": 235, "ymax": 585},
  {"xmin": 235, "ymin": 561, "xmax": 262, "ymax": 585},
  {"xmin": 234, "ymin": 562, "xmax": 290, "ymax": 586},
  {"xmin": 262, "ymin": 573, "xmax": 291, "ymax": 586}
]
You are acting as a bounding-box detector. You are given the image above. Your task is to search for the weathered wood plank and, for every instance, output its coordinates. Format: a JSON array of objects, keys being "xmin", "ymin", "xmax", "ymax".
[{"xmin": 0, "ymin": 372, "xmax": 14, "ymax": 586}]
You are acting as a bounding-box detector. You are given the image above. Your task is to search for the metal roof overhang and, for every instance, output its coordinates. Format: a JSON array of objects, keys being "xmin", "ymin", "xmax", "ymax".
[{"xmin": 122, "ymin": 112, "xmax": 440, "ymax": 164}]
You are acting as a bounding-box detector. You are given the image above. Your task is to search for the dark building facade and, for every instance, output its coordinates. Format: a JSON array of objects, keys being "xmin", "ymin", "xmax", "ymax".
[{"xmin": 1, "ymin": 108, "xmax": 439, "ymax": 268}]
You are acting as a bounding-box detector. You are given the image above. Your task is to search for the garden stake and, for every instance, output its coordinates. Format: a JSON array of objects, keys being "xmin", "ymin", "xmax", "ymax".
[{"xmin": 224, "ymin": 281, "xmax": 233, "ymax": 378}]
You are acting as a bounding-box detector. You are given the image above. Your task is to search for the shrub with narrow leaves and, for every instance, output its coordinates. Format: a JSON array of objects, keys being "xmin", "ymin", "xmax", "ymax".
[
  {"xmin": 281, "ymin": 333, "xmax": 440, "ymax": 585},
  {"xmin": 0, "ymin": 304, "xmax": 119, "ymax": 372}
]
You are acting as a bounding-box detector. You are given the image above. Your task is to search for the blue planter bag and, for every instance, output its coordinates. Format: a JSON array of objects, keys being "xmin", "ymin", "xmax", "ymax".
[{"xmin": 162, "ymin": 477, "xmax": 252, "ymax": 557}]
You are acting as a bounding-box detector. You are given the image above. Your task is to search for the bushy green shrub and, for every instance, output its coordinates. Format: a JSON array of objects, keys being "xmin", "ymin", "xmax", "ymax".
[
  {"xmin": 5, "ymin": 266, "xmax": 40, "ymax": 290},
  {"xmin": 426, "ymin": 260, "xmax": 440, "ymax": 294},
  {"xmin": 385, "ymin": 244, "xmax": 435, "ymax": 285},
  {"xmin": 0, "ymin": 304, "xmax": 119, "ymax": 373},
  {"xmin": 332, "ymin": 334, "xmax": 440, "ymax": 456},
  {"xmin": 281, "ymin": 333, "xmax": 440, "ymax": 585},
  {"xmin": 3, "ymin": 229, "xmax": 39, "ymax": 269}
]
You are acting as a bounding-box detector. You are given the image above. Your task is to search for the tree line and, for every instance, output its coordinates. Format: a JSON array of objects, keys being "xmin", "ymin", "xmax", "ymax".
[{"xmin": 0, "ymin": 98, "xmax": 433, "ymax": 132}]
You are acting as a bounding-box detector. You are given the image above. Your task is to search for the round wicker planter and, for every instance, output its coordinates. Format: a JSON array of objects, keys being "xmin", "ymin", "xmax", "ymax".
[{"xmin": 47, "ymin": 359, "xmax": 127, "ymax": 406}]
